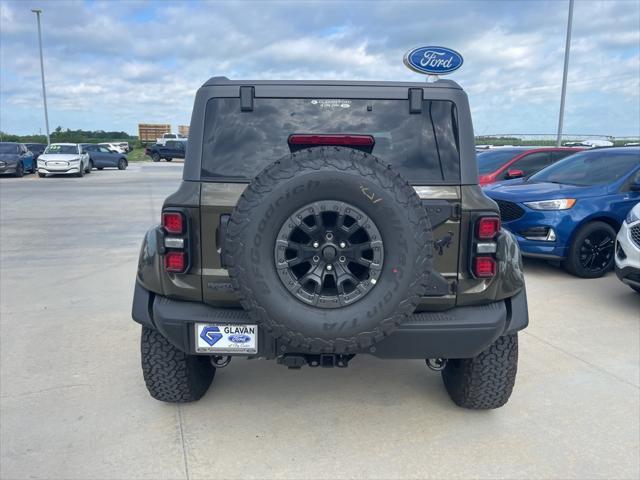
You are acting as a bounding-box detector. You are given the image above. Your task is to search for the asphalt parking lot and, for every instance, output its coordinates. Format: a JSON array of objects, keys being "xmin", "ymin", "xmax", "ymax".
[{"xmin": 1, "ymin": 163, "xmax": 638, "ymax": 480}]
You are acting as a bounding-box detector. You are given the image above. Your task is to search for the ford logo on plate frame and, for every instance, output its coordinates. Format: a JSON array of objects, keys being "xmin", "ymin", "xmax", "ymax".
[{"xmin": 403, "ymin": 46, "xmax": 463, "ymax": 75}]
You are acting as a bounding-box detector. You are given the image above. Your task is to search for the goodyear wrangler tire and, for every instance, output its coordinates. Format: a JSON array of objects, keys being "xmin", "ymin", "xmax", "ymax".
[{"xmin": 224, "ymin": 146, "xmax": 433, "ymax": 354}]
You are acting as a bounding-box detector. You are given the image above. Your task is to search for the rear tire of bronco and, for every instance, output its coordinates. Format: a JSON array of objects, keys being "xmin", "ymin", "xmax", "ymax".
[
  {"xmin": 441, "ymin": 334, "xmax": 518, "ymax": 409},
  {"xmin": 152, "ymin": 153, "xmax": 160, "ymax": 162},
  {"xmin": 141, "ymin": 326, "xmax": 215, "ymax": 402}
]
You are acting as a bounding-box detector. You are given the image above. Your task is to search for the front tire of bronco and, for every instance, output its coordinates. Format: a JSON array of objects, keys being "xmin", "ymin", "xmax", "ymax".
[
  {"xmin": 141, "ymin": 326, "xmax": 215, "ymax": 402},
  {"xmin": 441, "ymin": 334, "xmax": 518, "ymax": 409}
]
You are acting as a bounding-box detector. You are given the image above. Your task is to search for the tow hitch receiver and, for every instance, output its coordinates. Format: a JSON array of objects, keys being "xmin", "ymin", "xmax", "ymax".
[{"xmin": 278, "ymin": 354, "xmax": 355, "ymax": 369}]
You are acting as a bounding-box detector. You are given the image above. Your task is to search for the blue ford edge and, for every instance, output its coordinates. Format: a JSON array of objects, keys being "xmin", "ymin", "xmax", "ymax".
[{"xmin": 484, "ymin": 147, "xmax": 640, "ymax": 278}]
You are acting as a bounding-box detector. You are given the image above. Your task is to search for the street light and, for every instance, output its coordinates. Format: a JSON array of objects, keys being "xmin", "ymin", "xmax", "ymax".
[
  {"xmin": 556, "ymin": 0, "xmax": 574, "ymax": 147},
  {"xmin": 31, "ymin": 8, "xmax": 51, "ymax": 145}
]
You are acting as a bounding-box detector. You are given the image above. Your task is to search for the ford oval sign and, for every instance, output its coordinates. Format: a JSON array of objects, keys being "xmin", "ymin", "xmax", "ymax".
[
  {"xmin": 228, "ymin": 334, "xmax": 251, "ymax": 344},
  {"xmin": 403, "ymin": 46, "xmax": 463, "ymax": 75}
]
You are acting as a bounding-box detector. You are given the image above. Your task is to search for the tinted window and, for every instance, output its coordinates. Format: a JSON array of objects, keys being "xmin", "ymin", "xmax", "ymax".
[
  {"xmin": 202, "ymin": 97, "xmax": 460, "ymax": 184},
  {"xmin": 477, "ymin": 149, "xmax": 527, "ymax": 174},
  {"xmin": 511, "ymin": 152, "xmax": 551, "ymax": 176},
  {"xmin": 530, "ymin": 149, "xmax": 640, "ymax": 186},
  {"xmin": 551, "ymin": 150, "xmax": 578, "ymax": 161},
  {"xmin": 0, "ymin": 143, "xmax": 19, "ymax": 154}
]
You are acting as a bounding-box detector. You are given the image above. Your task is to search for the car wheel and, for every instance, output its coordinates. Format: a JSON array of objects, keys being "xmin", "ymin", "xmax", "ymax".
[
  {"xmin": 14, "ymin": 161, "xmax": 24, "ymax": 178},
  {"xmin": 166, "ymin": 157, "xmax": 172, "ymax": 162},
  {"xmin": 224, "ymin": 146, "xmax": 432, "ymax": 354},
  {"xmin": 85, "ymin": 161, "xmax": 93, "ymax": 173},
  {"xmin": 38, "ymin": 172, "xmax": 46, "ymax": 178},
  {"xmin": 97, "ymin": 167, "xmax": 104, "ymax": 170},
  {"xmin": 118, "ymin": 159, "xmax": 127, "ymax": 170},
  {"xmin": 152, "ymin": 153, "xmax": 160, "ymax": 162},
  {"xmin": 441, "ymin": 334, "xmax": 518, "ymax": 409},
  {"xmin": 76, "ymin": 164, "xmax": 85, "ymax": 177},
  {"xmin": 141, "ymin": 326, "xmax": 215, "ymax": 402},
  {"xmin": 563, "ymin": 221, "xmax": 616, "ymax": 278}
]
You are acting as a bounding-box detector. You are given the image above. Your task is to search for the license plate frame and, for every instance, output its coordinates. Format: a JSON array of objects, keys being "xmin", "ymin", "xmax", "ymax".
[{"xmin": 194, "ymin": 323, "xmax": 258, "ymax": 354}]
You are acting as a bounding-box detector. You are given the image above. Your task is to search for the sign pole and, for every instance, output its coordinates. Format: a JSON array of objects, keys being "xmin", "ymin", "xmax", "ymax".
[
  {"xmin": 556, "ymin": 0, "xmax": 574, "ymax": 147},
  {"xmin": 31, "ymin": 9, "xmax": 51, "ymax": 145}
]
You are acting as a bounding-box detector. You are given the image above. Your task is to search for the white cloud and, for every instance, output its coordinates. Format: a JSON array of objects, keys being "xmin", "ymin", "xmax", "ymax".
[{"xmin": 0, "ymin": 0, "xmax": 638, "ymax": 136}]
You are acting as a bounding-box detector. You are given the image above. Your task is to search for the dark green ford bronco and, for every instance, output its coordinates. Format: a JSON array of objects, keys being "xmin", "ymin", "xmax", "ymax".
[{"xmin": 132, "ymin": 77, "xmax": 528, "ymax": 409}]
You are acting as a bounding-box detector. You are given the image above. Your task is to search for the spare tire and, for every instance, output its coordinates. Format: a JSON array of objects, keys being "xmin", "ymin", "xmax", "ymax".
[{"xmin": 224, "ymin": 146, "xmax": 433, "ymax": 354}]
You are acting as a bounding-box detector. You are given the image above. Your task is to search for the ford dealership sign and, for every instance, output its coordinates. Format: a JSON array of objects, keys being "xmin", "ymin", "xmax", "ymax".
[{"xmin": 403, "ymin": 46, "xmax": 463, "ymax": 75}]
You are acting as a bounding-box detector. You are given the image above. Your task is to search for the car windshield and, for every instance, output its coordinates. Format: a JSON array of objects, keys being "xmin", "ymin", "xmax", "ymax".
[
  {"xmin": 477, "ymin": 149, "xmax": 528, "ymax": 174},
  {"xmin": 529, "ymin": 149, "xmax": 640, "ymax": 186},
  {"xmin": 0, "ymin": 144, "xmax": 20, "ymax": 154},
  {"xmin": 45, "ymin": 144, "xmax": 78, "ymax": 155}
]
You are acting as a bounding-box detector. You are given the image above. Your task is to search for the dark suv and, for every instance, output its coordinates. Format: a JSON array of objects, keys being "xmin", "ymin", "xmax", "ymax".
[{"xmin": 132, "ymin": 77, "xmax": 528, "ymax": 409}]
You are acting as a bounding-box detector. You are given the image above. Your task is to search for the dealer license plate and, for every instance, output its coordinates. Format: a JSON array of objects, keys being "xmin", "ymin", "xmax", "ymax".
[{"xmin": 195, "ymin": 323, "xmax": 258, "ymax": 354}]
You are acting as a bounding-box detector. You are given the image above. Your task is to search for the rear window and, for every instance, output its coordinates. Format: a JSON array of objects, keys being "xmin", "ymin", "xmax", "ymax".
[{"xmin": 201, "ymin": 97, "xmax": 460, "ymax": 184}]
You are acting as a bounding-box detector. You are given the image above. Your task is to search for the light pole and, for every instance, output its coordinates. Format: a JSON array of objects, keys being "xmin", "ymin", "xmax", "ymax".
[
  {"xmin": 31, "ymin": 8, "xmax": 50, "ymax": 145},
  {"xmin": 556, "ymin": 0, "xmax": 574, "ymax": 147}
]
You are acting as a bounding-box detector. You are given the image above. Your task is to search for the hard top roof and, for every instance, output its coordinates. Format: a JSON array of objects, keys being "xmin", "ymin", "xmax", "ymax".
[{"xmin": 202, "ymin": 76, "xmax": 462, "ymax": 90}]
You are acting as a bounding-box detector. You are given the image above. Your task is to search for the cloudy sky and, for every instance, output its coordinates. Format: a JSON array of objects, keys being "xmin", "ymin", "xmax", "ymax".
[{"xmin": 1, "ymin": 0, "xmax": 639, "ymax": 137}]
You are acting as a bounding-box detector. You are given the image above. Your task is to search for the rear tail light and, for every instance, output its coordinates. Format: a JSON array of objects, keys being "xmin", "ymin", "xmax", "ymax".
[
  {"xmin": 164, "ymin": 251, "xmax": 186, "ymax": 272},
  {"xmin": 162, "ymin": 209, "xmax": 188, "ymax": 273},
  {"xmin": 470, "ymin": 215, "xmax": 500, "ymax": 279},
  {"xmin": 477, "ymin": 217, "xmax": 500, "ymax": 239},
  {"xmin": 162, "ymin": 211, "xmax": 184, "ymax": 234},
  {"xmin": 473, "ymin": 257, "xmax": 496, "ymax": 278}
]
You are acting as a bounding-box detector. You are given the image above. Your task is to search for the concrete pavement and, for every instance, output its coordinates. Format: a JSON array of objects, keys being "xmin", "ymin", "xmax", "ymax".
[{"xmin": 1, "ymin": 163, "xmax": 638, "ymax": 479}]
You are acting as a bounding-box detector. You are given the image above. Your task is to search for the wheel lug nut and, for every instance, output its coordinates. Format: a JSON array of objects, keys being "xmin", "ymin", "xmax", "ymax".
[
  {"xmin": 326, "ymin": 264, "xmax": 333, "ymax": 271},
  {"xmin": 312, "ymin": 241, "xmax": 319, "ymax": 248},
  {"xmin": 339, "ymin": 242, "xmax": 346, "ymax": 248},
  {"xmin": 326, "ymin": 232, "xmax": 334, "ymax": 240},
  {"xmin": 313, "ymin": 255, "xmax": 320, "ymax": 263},
  {"xmin": 339, "ymin": 256, "xmax": 346, "ymax": 263}
]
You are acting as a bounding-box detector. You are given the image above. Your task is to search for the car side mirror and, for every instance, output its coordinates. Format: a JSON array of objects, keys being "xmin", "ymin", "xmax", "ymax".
[{"xmin": 505, "ymin": 169, "xmax": 524, "ymax": 179}]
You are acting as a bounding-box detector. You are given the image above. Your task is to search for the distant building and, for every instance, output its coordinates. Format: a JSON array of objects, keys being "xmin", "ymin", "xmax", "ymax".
[
  {"xmin": 178, "ymin": 125, "xmax": 190, "ymax": 138},
  {"xmin": 138, "ymin": 124, "xmax": 171, "ymax": 144}
]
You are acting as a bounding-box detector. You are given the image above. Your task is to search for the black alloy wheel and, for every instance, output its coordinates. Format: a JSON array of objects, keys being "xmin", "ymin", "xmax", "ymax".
[
  {"xmin": 578, "ymin": 230, "xmax": 614, "ymax": 274},
  {"xmin": 275, "ymin": 200, "xmax": 383, "ymax": 308}
]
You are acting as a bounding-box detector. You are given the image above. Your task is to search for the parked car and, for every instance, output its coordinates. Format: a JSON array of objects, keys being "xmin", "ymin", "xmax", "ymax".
[
  {"xmin": 98, "ymin": 142, "xmax": 127, "ymax": 154},
  {"xmin": 145, "ymin": 140, "xmax": 186, "ymax": 162},
  {"xmin": 0, "ymin": 142, "xmax": 36, "ymax": 176},
  {"xmin": 477, "ymin": 147, "xmax": 583, "ymax": 186},
  {"xmin": 37, "ymin": 143, "xmax": 92, "ymax": 177},
  {"xmin": 117, "ymin": 142, "xmax": 131, "ymax": 153},
  {"xmin": 25, "ymin": 143, "xmax": 47, "ymax": 160},
  {"xmin": 615, "ymin": 202, "xmax": 640, "ymax": 293},
  {"xmin": 82, "ymin": 144, "xmax": 128, "ymax": 170},
  {"xmin": 132, "ymin": 76, "xmax": 529, "ymax": 410},
  {"xmin": 484, "ymin": 147, "xmax": 640, "ymax": 278}
]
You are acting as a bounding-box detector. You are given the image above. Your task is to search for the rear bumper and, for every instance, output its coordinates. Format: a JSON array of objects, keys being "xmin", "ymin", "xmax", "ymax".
[{"xmin": 132, "ymin": 281, "xmax": 529, "ymax": 359}]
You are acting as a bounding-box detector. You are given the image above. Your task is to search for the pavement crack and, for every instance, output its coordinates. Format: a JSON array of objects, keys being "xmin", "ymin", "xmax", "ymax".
[
  {"xmin": 1, "ymin": 384, "xmax": 92, "ymax": 399},
  {"xmin": 177, "ymin": 404, "xmax": 191, "ymax": 480},
  {"xmin": 523, "ymin": 330, "xmax": 640, "ymax": 389}
]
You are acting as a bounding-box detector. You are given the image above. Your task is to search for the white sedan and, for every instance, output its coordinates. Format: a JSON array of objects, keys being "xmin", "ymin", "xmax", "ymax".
[
  {"xmin": 615, "ymin": 202, "xmax": 640, "ymax": 293},
  {"xmin": 37, "ymin": 143, "xmax": 92, "ymax": 177}
]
